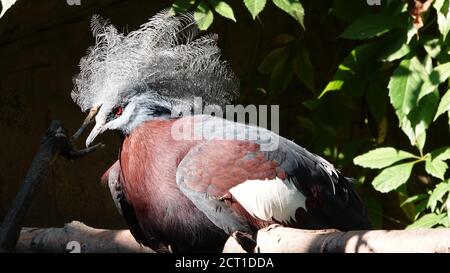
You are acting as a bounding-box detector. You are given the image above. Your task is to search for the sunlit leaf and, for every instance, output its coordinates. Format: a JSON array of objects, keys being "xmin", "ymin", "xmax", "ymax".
[
  {"xmin": 418, "ymin": 62, "xmax": 450, "ymax": 102},
  {"xmin": 388, "ymin": 57, "xmax": 427, "ymax": 118},
  {"xmin": 372, "ymin": 162, "xmax": 416, "ymax": 193},
  {"xmin": 319, "ymin": 44, "xmax": 375, "ymax": 98},
  {"xmin": 354, "ymin": 147, "xmax": 416, "ymax": 169},
  {"xmin": 427, "ymin": 180, "xmax": 450, "ymax": 212},
  {"xmin": 406, "ymin": 213, "xmax": 446, "ymax": 229},
  {"xmin": 425, "ymin": 159, "xmax": 448, "ymax": 180},
  {"xmin": 272, "ymin": 0, "xmax": 305, "ymax": 28},
  {"xmin": 400, "ymin": 194, "xmax": 428, "ymax": 207},
  {"xmin": 389, "ymin": 57, "xmax": 439, "ymax": 152},
  {"xmin": 434, "ymin": 89, "xmax": 450, "ymax": 121},
  {"xmin": 431, "ymin": 146, "xmax": 450, "ymax": 161},
  {"xmin": 434, "ymin": 0, "xmax": 450, "ymax": 40},
  {"xmin": 423, "ymin": 37, "xmax": 442, "ymax": 59},
  {"xmin": 244, "ymin": 0, "xmax": 267, "ymax": 19},
  {"xmin": 400, "ymin": 91, "xmax": 440, "ymax": 152},
  {"xmin": 194, "ymin": 1, "xmax": 214, "ymax": 30},
  {"xmin": 208, "ymin": 0, "xmax": 236, "ymax": 22}
]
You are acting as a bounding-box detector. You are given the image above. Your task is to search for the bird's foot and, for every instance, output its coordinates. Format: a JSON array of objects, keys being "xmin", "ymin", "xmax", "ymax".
[
  {"xmin": 264, "ymin": 223, "xmax": 282, "ymax": 232},
  {"xmin": 231, "ymin": 230, "xmax": 257, "ymax": 253}
]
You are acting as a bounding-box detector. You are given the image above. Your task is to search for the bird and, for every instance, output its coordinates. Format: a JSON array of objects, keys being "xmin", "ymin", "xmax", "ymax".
[{"xmin": 71, "ymin": 10, "xmax": 371, "ymax": 253}]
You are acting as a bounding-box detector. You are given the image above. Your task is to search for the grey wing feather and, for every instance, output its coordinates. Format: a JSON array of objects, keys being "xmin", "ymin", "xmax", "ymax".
[{"xmin": 198, "ymin": 115, "xmax": 370, "ymax": 230}]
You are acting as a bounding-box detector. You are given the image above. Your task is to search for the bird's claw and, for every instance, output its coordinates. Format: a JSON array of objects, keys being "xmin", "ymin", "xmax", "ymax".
[
  {"xmin": 231, "ymin": 230, "xmax": 257, "ymax": 253},
  {"xmin": 61, "ymin": 105, "xmax": 105, "ymax": 160},
  {"xmin": 62, "ymin": 142, "xmax": 105, "ymax": 161},
  {"xmin": 264, "ymin": 223, "xmax": 282, "ymax": 232}
]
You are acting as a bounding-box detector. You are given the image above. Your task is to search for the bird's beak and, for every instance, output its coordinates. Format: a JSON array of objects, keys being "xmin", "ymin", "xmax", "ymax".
[
  {"xmin": 73, "ymin": 104, "xmax": 103, "ymax": 148},
  {"xmin": 86, "ymin": 122, "xmax": 106, "ymax": 148}
]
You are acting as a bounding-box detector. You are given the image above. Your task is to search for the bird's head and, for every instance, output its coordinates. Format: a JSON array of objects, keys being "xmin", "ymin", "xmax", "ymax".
[
  {"xmin": 71, "ymin": 10, "xmax": 238, "ymax": 147},
  {"xmin": 85, "ymin": 92, "xmax": 172, "ymax": 147}
]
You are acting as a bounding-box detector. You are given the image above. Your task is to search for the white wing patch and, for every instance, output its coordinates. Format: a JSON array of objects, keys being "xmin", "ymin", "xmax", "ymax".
[{"xmin": 229, "ymin": 177, "xmax": 307, "ymax": 224}]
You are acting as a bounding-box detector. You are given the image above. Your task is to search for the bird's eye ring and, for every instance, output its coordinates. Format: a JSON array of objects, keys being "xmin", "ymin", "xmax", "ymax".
[{"xmin": 113, "ymin": 106, "xmax": 123, "ymax": 117}]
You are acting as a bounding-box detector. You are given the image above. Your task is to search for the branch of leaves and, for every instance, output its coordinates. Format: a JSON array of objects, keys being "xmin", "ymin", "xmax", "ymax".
[
  {"xmin": 401, "ymin": 180, "xmax": 450, "ymax": 228},
  {"xmin": 388, "ymin": 56, "xmax": 450, "ymax": 154},
  {"xmin": 354, "ymin": 147, "xmax": 450, "ymax": 192},
  {"xmin": 258, "ymin": 34, "xmax": 314, "ymax": 96},
  {"xmin": 171, "ymin": 0, "xmax": 305, "ymax": 30},
  {"xmin": 354, "ymin": 147, "xmax": 450, "ymax": 228}
]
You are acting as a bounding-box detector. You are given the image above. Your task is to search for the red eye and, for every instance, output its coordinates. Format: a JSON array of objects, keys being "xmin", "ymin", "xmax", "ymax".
[{"xmin": 113, "ymin": 106, "xmax": 123, "ymax": 117}]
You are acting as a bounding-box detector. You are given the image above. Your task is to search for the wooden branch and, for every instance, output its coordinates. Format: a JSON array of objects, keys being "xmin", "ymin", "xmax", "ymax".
[
  {"xmin": 0, "ymin": 119, "xmax": 103, "ymax": 252},
  {"xmin": 226, "ymin": 226, "xmax": 450, "ymax": 253},
  {"xmin": 14, "ymin": 221, "xmax": 450, "ymax": 253},
  {"xmin": 16, "ymin": 221, "xmax": 153, "ymax": 253}
]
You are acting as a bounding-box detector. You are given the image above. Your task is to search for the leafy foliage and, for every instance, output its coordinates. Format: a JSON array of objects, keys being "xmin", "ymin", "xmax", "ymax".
[{"xmin": 171, "ymin": 0, "xmax": 450, "ymax": 229}]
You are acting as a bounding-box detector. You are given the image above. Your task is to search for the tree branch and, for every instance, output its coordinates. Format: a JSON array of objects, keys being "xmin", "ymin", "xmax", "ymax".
[
  {"xmin": 14, "ymin": 221, "xmax": 450, "ymax": 253},
  {"xmin": 0, "ymin": 119, "xmax": 103, "ymax": 252}
]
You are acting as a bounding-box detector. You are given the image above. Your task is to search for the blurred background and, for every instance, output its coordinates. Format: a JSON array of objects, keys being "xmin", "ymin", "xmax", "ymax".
[{"xmin": 1, "ymin": 0, "xmax": 449, "ymax": 231}]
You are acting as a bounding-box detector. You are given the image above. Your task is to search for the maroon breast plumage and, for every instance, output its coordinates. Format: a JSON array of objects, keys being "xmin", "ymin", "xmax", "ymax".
[{"xmin": 101, "ymin": 116, "xmax": 370, "ymax": 252}]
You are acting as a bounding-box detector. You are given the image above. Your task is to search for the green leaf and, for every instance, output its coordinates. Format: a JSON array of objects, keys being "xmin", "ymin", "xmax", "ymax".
[
  {"xmin": 439, "ymin": 212, "xmax": 449, "ymax": 226},
  {"xmin": 244, "ymin": 0, "xmax": 267, "ymax": 19},
  {"xmin": 293, "ymin": 47, "xmax": 314, "ymax": 92},
  {"xmin": 258, "ymin": 47, "xmax": 289, "ymax": 75},
  {"xmin": 434, "ymin": 0, "xmax": 450, "ymax": 40},
  {"xmin": 378, "ymin": 33, "xmax": 416, "ymax": 62},
  {"xmin": 354, "ymin": 147, "xmax": 416, "ymax": 169},
  {"xmin": 208, "ymin": 0, "xmax": 236, "ymax": 22},
  {"xmin": 401, "ymin": 91, "xmax": 440, "ymax": 152},
  {"xmin": 171, "ymin": 0, "xmax": 196, "ymax": 13},
  {"xmin": 389, "ymin": 57, "xmax": 427, "ymax": 118},
  {"xmin": 389, "ymin": 57, "xmax": 439, "ymax": 152},
  {"xmin": 427, "ymin": 180, "xmax": 450, "ymax": 212},
  {"xmin": 406, "ymin": 213, "xmax": 446, "ymax": 229},
  {"xmin": 321, "ymin": 80, "xmax": 344, "ymax": 97},
  {"xmin": 319, "ymin": 44, "xmax": 376, "ymax": 98},
  {"xmin": 398, "ymin": 192, "xmax": 417, "ymax": 221},
  {"xmin": 415, "ymin": 199, "xmax": 429, "ymax": 220},
  {"xmin": 435, "ymin": 89, "xmax": 450, "ymax": 121},
  {"xmin": 400, "ymin": 194, "xmax": 428, "ymax": 207},
  {"xmin": 194, "ymin": 1, "xmax": 214, "ymax": 30},
  {"xmin": 269, "ymin": 53, "xmax": 294, "ymax": 95},
  {"xmin": 272, "ymin": 0, "xmax": 305, "ymax": 29},
  {"xmin": 340, "ymin": 14, "xmax": 397, "ymax": 40},
  {"xmin": 372, "ymin": 162, "xmax": 416, "ymax": 193},
  {"xmin": 418, "ymin": 62, "xmax": 450, "ymax": 102},
  {"xmin": 431, "ymin": 146, "xmax": 450, "ymax": 161},
  {"xmin": 424, "ymin": 54, "xmax": 433, "ymax": 74},
  {"xmin": 425, "ymin": 159, "xmax": 448, "ymax": 180},
  {"xmin": 423, "ymin": 38, "xmax": 442, "ymax": 59}
]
